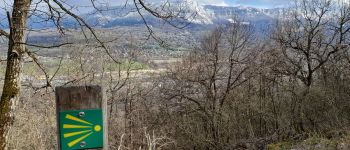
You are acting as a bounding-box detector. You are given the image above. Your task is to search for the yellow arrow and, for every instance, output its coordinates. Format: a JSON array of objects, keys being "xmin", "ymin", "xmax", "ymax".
[
  {"xmin": 67, "ymin": 132, "xmax": 93, "ymax": 147},
  {"xmin": 64, "ymin": 130, "xmax": 92, "ymax": 138},
  {"xmin": 63, "ymin": 124, "xmax": 92, "ymax": 129},
  {"xmin": 65, "ymin": 114, "xmax": 93, "ymax": 125}
]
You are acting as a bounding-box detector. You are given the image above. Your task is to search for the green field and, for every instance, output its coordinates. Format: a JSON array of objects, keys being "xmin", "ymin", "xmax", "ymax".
[{"xmin": 0, "ymin": 59, "xmax": 148, "ymax": 78}]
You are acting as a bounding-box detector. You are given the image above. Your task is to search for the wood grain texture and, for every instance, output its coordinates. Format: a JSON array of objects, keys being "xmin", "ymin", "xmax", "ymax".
[{"xmin": 55, "ymin": 85, "xmax": 108, "ymax": 150}]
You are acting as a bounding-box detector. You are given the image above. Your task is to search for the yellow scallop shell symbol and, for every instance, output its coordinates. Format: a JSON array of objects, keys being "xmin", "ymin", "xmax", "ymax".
[{"xmin": 62, "ymin": 114, "xmax": 102, "ymax": 148}]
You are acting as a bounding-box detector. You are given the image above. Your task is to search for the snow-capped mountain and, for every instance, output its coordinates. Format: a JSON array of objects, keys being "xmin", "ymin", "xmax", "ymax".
[
  {"xmin": 79, "ymin": 3, "xmax": 286, "ymax": 28},
  {"xmin": 12, "ymin": 1, "xmax": 287, "ymax": 29},
  {"xmin": 204, "ymin": 5, "xmax": 287, "ymax": 24},
  {"xmin": 176, "ymin": 0, "xmax": 213, "ymax": 24},
  {"xmin": 81, "ymin": 0, "xmax": 214, "ymax": 27}
]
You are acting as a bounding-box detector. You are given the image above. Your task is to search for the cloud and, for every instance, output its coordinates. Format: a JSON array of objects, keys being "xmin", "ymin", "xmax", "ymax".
[
  {"xmin": 230, "ymin": 0, "xmax": 291, "ymax": 8},
  {"xmin": 66, "ymin": 0, "xmax": 228, "ymax": 7},
  {"xmin": 85, "ymin": 0, "xmax": 229, "ymax": 7},
  {"xmin": 234, "ymin": 0, "xmax": 290, "ymax": 5},
  {"xmin": 196, "ymin": 0, "xmax": 228, "ymax": 6},
  {"xmin": 65, "ymin": 0, "xmax": 229, "ymax": 13}
]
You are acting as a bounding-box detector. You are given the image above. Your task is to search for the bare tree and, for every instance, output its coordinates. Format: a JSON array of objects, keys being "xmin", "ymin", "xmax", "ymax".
[
  {"xmin": 0, "ymin": 0, "xmax": 195, "ymax": 149},
  {"xmin": 160, "ymin": 21, "xmax": 257, "ymax": 149},
  {"xmin": 272, "ymin": 0, "xmax": 350, "ymax": 132},
  {"xmin": 0, "ymin": 1, "xmax": 31, "ymax": 148}
]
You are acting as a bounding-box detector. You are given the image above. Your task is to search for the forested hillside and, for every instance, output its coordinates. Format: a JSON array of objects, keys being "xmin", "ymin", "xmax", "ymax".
[{"xmin": 0, "ymin": 0, "xmax": 350, "ymax": 150}]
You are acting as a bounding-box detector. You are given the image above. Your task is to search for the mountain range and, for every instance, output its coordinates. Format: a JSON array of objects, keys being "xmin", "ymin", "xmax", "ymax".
[
  {"xmin": 74, "ymin": 2, "xmax": 287, "ymax": 29},
  {"xmin": 1, "ymin": 0, "xmax": 287, "ymax": 30}
]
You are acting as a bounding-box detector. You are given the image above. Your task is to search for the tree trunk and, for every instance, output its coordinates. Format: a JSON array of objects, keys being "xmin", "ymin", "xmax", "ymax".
[{"xmin": 0, "ymin": 0, "xmax": 31, "ymax": 149}]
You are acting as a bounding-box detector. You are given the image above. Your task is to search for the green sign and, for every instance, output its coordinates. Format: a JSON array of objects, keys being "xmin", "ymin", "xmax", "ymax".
[{"xmin": 59, "ymin": 109, "xmax": 103, "ymax": 150}]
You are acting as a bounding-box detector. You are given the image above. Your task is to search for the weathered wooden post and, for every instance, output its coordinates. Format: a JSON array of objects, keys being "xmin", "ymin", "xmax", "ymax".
[{"xmin": 55, "ymin": 85, "xmax": 108, "ymax": 150}]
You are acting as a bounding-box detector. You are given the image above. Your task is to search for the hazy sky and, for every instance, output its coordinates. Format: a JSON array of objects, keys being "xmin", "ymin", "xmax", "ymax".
[
  {"xmin": 227, "ymin": 0, "xmax": 291, "ymax": 8},
  {"xmin": 0, "ymin": 0, "xmax": 291, "ymax": 14},
  {"xmin": 65, "ymin": 0, "xmax": 291, "ymax": 13},
  {"xmin": 65, "ymin": 0, "xmax": 291, "ymax": 8}
]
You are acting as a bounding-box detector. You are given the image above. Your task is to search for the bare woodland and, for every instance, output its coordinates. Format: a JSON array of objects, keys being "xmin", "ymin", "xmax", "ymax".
[{"xmin": 0, "ymin": 0, "xmax": 350, "ymax": 149}]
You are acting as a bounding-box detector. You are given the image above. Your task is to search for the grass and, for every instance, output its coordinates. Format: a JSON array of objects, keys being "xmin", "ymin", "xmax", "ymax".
[
  {"xmin": 267, "ymin": 133, "xmax": 350, "ymax": 150},
  {"xmin": 0, "ymin": 59, "xmax": 149, "ymax": 78},
  {"xmin": 267, "ymin": 141, "xmax": 293, "ymax": 150},
  {"xmin": 105, "ymin": 60, "xmax": 148, "ymax": 71}
]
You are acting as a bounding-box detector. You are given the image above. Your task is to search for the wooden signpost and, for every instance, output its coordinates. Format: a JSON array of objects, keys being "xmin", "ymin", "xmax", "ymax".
[{"xmin": 55, "ymin": 85, "xmax": 108, "ymax": 150}]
